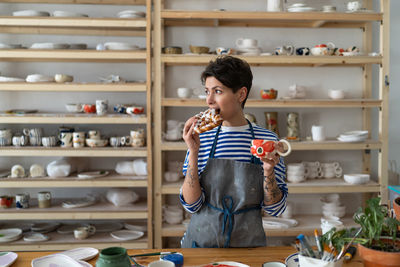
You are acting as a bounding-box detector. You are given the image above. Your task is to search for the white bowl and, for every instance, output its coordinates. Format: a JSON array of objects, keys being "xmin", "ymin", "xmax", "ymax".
[
  {"xmin": 65, "ymin": 103, "xmax": 83, "ymax": 113},
  {"xmin": 328, "ymin": 90, "xmax": 345, "ymax": 99},
  {"xmin": 85, "ymin": 139, "xmax": 108, "ymax": 147},
  {"xmin": 323, "ymin": 209, "xmax": 346, "ymax": 218},
  {"xmin": 321, "ymin": 193, "xmax": 340, "ymax": 203},
  {"xmin": 104, "ymin": 42, "xmax": 139, "ymax": 50},
  {"xmin": 322, "ymin": 204, "xmax": 345, "ymax": 213},
  {"xmin": 343, "ymin": 173, "xmax": 370, "ymax": 184}
]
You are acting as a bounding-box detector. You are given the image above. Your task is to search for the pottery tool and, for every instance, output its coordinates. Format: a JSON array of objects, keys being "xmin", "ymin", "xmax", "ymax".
[
  {"xmin": 344, "ymin": 246, "xmax": 357, "ymax": 261},
  {"xmin": 314, "ymin": 229, "xmax": 323, "ymax": 258},
  {"xmin": 130, "ymin": 251, "xmax": 177, "ymax": 257},
  {"xmin": 335, "ymin": 228, "xmax": 362, "ymax": 261},
  {"xmin": 297, "ymin": 234, "xmax": 316, "ymax": 258}
]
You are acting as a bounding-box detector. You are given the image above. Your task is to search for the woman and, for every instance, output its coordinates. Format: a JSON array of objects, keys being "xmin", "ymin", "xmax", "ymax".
[{"xmin": 180, "ymin": 56, "xmax": 288, "ymax": 248}]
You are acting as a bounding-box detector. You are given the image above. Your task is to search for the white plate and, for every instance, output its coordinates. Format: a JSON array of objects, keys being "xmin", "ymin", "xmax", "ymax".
[
  {"xmin": 92, "ymin": 222, "xmax": 123, "ymax": 233},
  {"xmin": 117, "ymin": 10, "xmax": 145, "ymax": 17},
  {"xmin": 78, "ymin": 260, "xmax": 93, "ymax": 267},
  {"xmin": 285, "ymin": 253, "xmax": 299, "ymax": 267},
  {"xmin": 0, "ymin": 228, "xmax": 22, "ymax": 240},
  {"xmin": 12, "ymin": 10, "xmax": 50, "ymax": 16},
  {"xmin": 110, "ymin": 230, "xmax": 144, "ymax": 241},
  {"xmin": 77, "ymin": 171, "xmax": 109, "ymax": 179},
  {"xmin": 30, "ymin": 43, "xmax": 70, "ymax": 49},
  {"xmin": 32, "ymin": 254, "xmax": 83, "ymax": 267},
  {"xmin": 23, "ymin": 232, "xmax": 49, "ymax": 242},
  {"xmin": 203, "ymin": 262, "xmax": 249, "ymax": 267},
  {"xmin": 62, "ymin": 196, "xmax": 96, "ymax": 209},
  {"xmin": 0, "ymin": 43, "xmax": 23, "ymax": 49},
  {"xmin": 26, "ymin": 74, "xmax": 54, "ymax": 83},
  {"xmin": 0, "ymin": 76, "xmax": 25, "ymax": 82},
  {"xmin": 104, "ymin": 42, "xmax": 139, "ymax": 50},
  {"xmin": 0, "ymin": 252, "xmax": 18, "ymax": 267},
  {"xmin": 118, "ymin": 13, "xmax": 145, "ymax": 18},
  {"xmin": 340, "ymin": 130, "xmax": 368, "ymax": 137},
  {"xmin": 58, "ymin": 247, "xmax": 99, "ymax": 261},
  {"xmin": 287, "ymin": 7, "xmax": 316, "ymax": 12},
  {"xmin": 124, "ymin": 221, "xmax": 147, "ymax": 232},
  {"xmin": 337, "ymin": 135, "xmax": 367, "ymax": 142},
  {"xmin": 53, "ymin": 11, "xmax": 88, "ymax": 17}
]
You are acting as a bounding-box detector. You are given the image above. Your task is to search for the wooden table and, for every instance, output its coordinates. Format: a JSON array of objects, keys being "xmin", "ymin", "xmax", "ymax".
[{"xmin": 11, "ymin": 247, "xmax": 364, "ymax": 266}]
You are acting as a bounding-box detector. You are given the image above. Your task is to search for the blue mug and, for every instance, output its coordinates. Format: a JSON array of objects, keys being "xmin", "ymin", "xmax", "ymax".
[{"xmin": 296, "ymin": 47, "xmax": 310, "ymax": 56}]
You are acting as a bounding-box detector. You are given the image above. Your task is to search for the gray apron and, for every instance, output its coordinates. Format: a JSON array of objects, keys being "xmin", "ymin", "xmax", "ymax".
[{"xmin": 181, "ymin": 121, "xmax": 266, "ymax": 248}]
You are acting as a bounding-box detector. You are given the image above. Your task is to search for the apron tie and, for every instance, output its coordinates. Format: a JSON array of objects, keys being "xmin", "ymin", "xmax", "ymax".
[{"xmin": 206, "ymin": 195, "xmax": 261, "ymax": 248}]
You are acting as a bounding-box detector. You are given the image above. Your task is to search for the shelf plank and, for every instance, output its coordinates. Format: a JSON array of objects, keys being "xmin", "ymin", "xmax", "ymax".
[
  {"xmin": 0, "ymin": 200, "xmax": 148, "ymax": 220},
  {"xmin": 0, "ymin": 147, "xmax": 147, "ymax": 157},
  {"xmin": 0, "ymin": 0, "xmax": 146, "ymax": 4},
  {"xmin": 161, "ymin": 179, "xmax": 380, "ymax": 195},
  {"xmin": 0, "ymin": 173, "xmax": 147, "ymax": 188},
  {"xmin": 161, "ymin": 214, "xmax": 358, "ymax": 237},
  {"xmin": 0, "ymin": 232, "xmax": 148, "ymax": 251},
  {"xmin": 0, "ymin": 82, "xmax": 146, "ymax": 92},
  {"xmin": 161, "ymin": 140, "xmax": 381, "ymax": 151},
  {"xmin": 162, "ymin": 98, "xmax": 382, "ymax": 108},
  {"xmin": 0, "ymin": 113, "xmax": 147, "ymax": 124},
  {"xmin": 0, "ymin": 27, "xmax": 146, "ymax": 37},
  {"xmin": 0, "ymin": 49, "xmax": 146, "ymax": 62},
  {"xmin": 162, "ymin": 10, "xmax": 382, "ymax": 28},
  {"xmin": 162, "ymin": 55, "xmax": 382, "ymax": 66}
]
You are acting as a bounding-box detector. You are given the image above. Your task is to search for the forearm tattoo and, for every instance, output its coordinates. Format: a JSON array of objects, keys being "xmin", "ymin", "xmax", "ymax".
[
  {"xmin": 263, "ymin": 172, "xmax": 283, "ymax": 205},
  {"xmin": 186, "ymin": 164, "xmax": 196, "ymax": 188}
]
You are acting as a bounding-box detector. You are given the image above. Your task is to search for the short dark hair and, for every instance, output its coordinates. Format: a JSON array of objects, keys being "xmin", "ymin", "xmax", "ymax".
[{"xmin": 201, "ymin": 56, "xmax": 252, "ymax": 108}]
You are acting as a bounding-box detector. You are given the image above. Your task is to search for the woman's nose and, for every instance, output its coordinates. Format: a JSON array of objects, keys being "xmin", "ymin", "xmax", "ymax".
[{"xmin": 206, "ymin": 92, "xmax": 215, "ymax": 104}]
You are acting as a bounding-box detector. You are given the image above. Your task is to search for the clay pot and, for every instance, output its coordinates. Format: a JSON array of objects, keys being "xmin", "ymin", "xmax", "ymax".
[
  {"xmin": 394, "ymin": 197, "xmax": 400, "ymax": 221},
  {"xmin": 358, "ymin": 239, "xmax": 400, "ymax": 267}
]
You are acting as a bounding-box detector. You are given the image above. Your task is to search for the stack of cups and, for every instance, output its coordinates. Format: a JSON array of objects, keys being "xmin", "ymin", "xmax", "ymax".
[
  {"xmin": 286, "ymin": 163, "xmax": 306, "ymax": 183},
  {"xmin": 163, "ymin": 205, "xmax": 184, "ymax": 225},
  {"xmin": 321, "ymin": 193, "xmax": 346, "ymax": 219},
  {"xmin": 0, "ymin": 129, "xmax": 12, "ymax": 146},
  {"xmin": 321, "ymin": 162, "xmax": 342, "ymax": 178},
  {"xmin": 130, "ymin": 129, "xmax": 145, "ymax": 147},
  {"xmin": 302, "ymin": 161, "xmax": 322, "ymax": 179}
]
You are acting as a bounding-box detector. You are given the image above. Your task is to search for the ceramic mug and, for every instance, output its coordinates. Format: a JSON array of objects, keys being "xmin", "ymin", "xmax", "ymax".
[
  {"xmin": 96, "ymin": 247, "xmax": 131, "ymax": 267},
  {"xmin": 251, "ymin": 139, "xmax": 292, "ymax": 158},
  {"xmin": 347, "ymin": 1, "xmax": 362, "ymax": 11},
  {"xmin": 166, "ymin": 120, "xmax": 185, "ymax": 131},
  {"xmin": 296, "ymin": 47, "xmax": 310, "ymax": 56},
  {"xmin": 15, "ymin": 193, "xmax": 30, "ymax": 209},
  {"xmin": 260, "ymin": 89, "xmax": 278, "ymax": 99},
  {"xmin": 126, "ymin": 106, "xmax": 144, "ymax": 115},
  {"xmin": 74, "ymin": 225, "xmax": 96, "ymax": 240},
  {"xmin": 0, "ymin": 136, "xmax": 12, "ymax": 146},
  {"xmin": 275, "ymin": 45, "xmax": 294, "ymax": 56},
  {"xmin": 96, "ymin": 100, "xmax": 108, "ymax": 115},
  {"xmin": 130, "ymin": 129, "xmax": 145, "ymax": 139},
  {"xmin": 311, "ymin": 125, "xmax": 325, "ymax": 141},
  {"xmin": 267, "ymin": 0, "xmax": 283, "ymax": 12},
  {"xmin": 37, "ymin": 191, "xmax": 51, "ymax": 208},
  {"xmin": 23, "ymin": 128, "xmax": 43, "ymax": 146},
  {"xmin": 59, "ymin": 132, "xmax": 73, "ymax": 147},
  {"xmin": 41, "ymin": 136, "xmax": 57, "ymax": 147},
  {"xmin": 236, "ymin": 38, "xmax": 258, "ymax": 48},
  {"xmin": 12, "ymin": 135, "xmax": 27, "ymax": 147},
  {"xmin": 73, "ymin": 132, "xmax": 85, "ymax": 148},
  {"xmin": 110, "ymin": 136, "xmax": 126, "ymax": 147},
  {"xmin": 177, "ymin": 87, "xmax": 192, "ymax": 99},
  {"xmin": 88, "ymin": 130, "xmax": 101, "ymax": 140},
  {"xmin": 130, "ymin": 137, "xmax": 145, "ymax": 147},
  {"xmin": 0, "ymin": 195, "xmax": 13, "ymax": 208}
]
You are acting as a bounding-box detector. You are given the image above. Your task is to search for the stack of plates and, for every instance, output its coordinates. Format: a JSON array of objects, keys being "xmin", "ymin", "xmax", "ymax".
[
  {"xmin": 26, "ymin": 74, "xmax": 54, "ymax": 83},
  {"xmin": 287, "ymin": 3, "xmax": 316, "ymax": 12},
  {"xmin": 12, "ymin": 10, "xmax": 50, "ymax": 16},
  {"xmin": 31, "ymin": 222, "xmax": 60, "ymax": 234},
  {"xmin": 0, "ymin": 43, "xmax": 23, "ymax": 49},
  {"xmin": 23, "ymin": 232, "xmax": 49, "ymax": 242},
  {"xmin": 52, "ymin": 11, "xmax": 89, "ymax": 17},
  {"xmin": 337, "ymin": 130, "xmax": 368, "ymax": 142},
  {"xmin": 30, "ymin": 43, "xmax": 70, "ymax": 49},
  {"xmin": 0, "ymin": 228, "xmax": 23, "ymax": 243},
  {"xmin": 236, "ymin": 47, "xmax": 261, "ymax": 56},
  {"xmin": 32, "ymin": 254, "xmax": 85, "ymax": 267},
  {"xmin": 0, "ymin": 76, "xmax": 25, "ymax": 82},
  {"xmin": 103, "ymin": 42, "xmax": 139, "ymax": 50},
  {"xmin": 117, "ymin": 10, "xmax": 146, "ymax": 18},
  {"xmin": 62, "ymin": 196, "xmax": 97, "ymax": 209}
]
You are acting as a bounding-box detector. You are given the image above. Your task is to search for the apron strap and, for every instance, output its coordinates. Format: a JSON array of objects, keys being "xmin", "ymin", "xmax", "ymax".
[
  {"xmin": 206, "ymin": 196, "xmax": 261, "ymax": 248},
  {"xmin": 209, "ymin": 119, "xmax": 259, "ymax": 165}
]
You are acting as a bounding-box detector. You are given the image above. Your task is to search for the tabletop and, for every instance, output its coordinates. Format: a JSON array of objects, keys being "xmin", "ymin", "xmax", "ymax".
[{"xmin": 10, "ymin": 247, "xmax": 364, "ymax": 266}]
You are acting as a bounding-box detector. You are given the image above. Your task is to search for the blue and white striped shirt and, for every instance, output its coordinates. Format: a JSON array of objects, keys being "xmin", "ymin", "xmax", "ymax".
[{"xmin": 179, "ymin": 123, "xmax": 288, "ymax": 216}]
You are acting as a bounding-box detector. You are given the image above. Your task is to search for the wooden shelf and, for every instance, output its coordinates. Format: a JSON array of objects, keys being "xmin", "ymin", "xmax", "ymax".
[
  {"xmin": 162, "ymin": 98, "xmax": 382, "ymax": 108},
  {"xmin": 0, "ymin": 200, "xmax": 148, "ymax": 220},
  {"xmin": 162, "ymin": 55, "xmax": 382, "ymax": 66},
  {"xmin": 0, "ymin": 113, "xmax": 147, "ymax": 124},
  {"xmin": 161, "ymin": 178, "xmax": 380, "ymax": 195},
  {"xmin": 0, "ymin": 232, "xmax": 148, "ymax": 251},
  {"xmin": 0, "ymin": 173, "xmax": 147, "ymax": 188},
  {"xmin": 161, "ymin": 140, "xmax": 381, "ymax": 151},
  {"xmin": 162, "ymin": 214, "xmax": 358, "ymax": 237},
  {"xmin": 0, "ymin": 82, "xmax": 146, "ymax": 92},
  {"xmin": 0, "ymin": 49, "xmax": 146, "ymax": 62},
  {"xmin": 0, "ymin": 146, "xmax": 147, "ymax": 157},
  {"xmin": 162, "ymin": 10, "xmax": 382, "ymax": 28},
  {"xmin": 0, "ymin": 17, "xmax": 146, "ymax": 36},
  {"xmin": 0, "ymin": 0, "xmax": 146, "ymax": 4}
]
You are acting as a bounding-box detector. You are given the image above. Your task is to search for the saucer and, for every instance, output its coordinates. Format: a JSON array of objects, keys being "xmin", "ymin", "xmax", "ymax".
[
  {"xmin": 0, "ymin": 76, "xmax": 25, "ymax": 82},
  {"xmin": 26, "ymin": 74, "xmax": 54, "ymax": 83},
  {"xmin": 23, "ymin": 232, "xmax": 49, "ymax": 242},
  {"xmin": 52, "ymin": 11, "xmax": 88, "ymax": 17},
  {"xmin": 117, "ymin": 10, "xmax": 146, "ymax": 18},
  {"xmin": 0, "ymin": 43, "xmax": 23, "ymax": 49},
  {"xmin": 30, "ymin": 43, "xmax": 70, "ymax": 49},
  {"xmin": 110, "ymin": 230, "xmax": 144, "ymax": 241}
]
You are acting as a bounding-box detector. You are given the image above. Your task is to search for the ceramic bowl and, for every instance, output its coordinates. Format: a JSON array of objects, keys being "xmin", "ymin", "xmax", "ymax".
[
  {"xmin": 162, "ymin": 46, "xmax": 182, "ymax": 54},
  {"xmin": 323, "ymin": 209, "xmax": 346, "ymax": 218},
  {"xmin": 328, "ymin": 89, "xmax": 345, "ymax": 99},
  {"xmin": 260, "ymin": 89, "xmax": 278, "ymax": 100},
  {"xmin": 343, "ymin": 173, "xmax": 370, "ymax": 184},
  {"xmin": 85, "ymin": 138, "xmax": 108, "ymax": 147},
  {"xmin": 164, "ymin": 171, "xmax": 180, "ymax": 182},
  {"xmin": 126, "ymin": 106, "xmax": 145, "ymax": 115},
  {"xmin": 65, "ymin": 104, "xmax": 83, "ymax": 113},
  {"xmin": 189, "ymin": 45, "xmax": 210, "ymax": 54},
  {"xmin": 55, "ymin": 74, "xmax": 73, "ymax": 83}
]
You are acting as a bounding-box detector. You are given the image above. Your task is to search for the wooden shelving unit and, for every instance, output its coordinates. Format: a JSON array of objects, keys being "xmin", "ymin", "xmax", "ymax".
[
  {"xmin": 153, "ymin": 0, "xmax": 390, "ymax": 248},
  {"xmin": 0, "ymin": 0, "xmax": 153, "ymax": 250}
]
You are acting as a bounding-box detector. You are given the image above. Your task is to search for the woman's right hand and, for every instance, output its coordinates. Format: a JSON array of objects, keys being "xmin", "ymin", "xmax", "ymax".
[{"xmin": 182, "ymin": 116, "xmax": 200, "ymax": 153}]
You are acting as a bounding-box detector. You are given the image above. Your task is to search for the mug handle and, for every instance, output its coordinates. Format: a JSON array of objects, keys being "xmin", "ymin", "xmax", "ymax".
[
  {"xmin": 235, "ymin": 38, "xmax": 243, "ymax": 47},
  {"xmin": 288, "ymin": 46, "xmax": 294, "ymax": 55},
  {"xmin": 125, "ymin": 136, "xmax": 132, "ymax": 145},
  {"xmin": 277, "ymin": 139, "xmax": 291, "ymax": 157},
  {"xmin": 23, "ymin": 128, "xmax": 29, "ymax": 136},
  {"xmin": 88, "ymin": 225, "xmax": 96, "ymax": 235}
]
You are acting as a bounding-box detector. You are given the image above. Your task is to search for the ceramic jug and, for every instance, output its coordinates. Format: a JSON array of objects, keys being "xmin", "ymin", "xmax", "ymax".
[{"xmin": 96, "ymin": 247, "xmax": 131, "ymax": 267}]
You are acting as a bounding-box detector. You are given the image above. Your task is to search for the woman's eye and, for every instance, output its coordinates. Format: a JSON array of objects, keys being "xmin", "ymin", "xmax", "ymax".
[
  {"xmin": 215, "ymin": 89, "xmax": 222, "ymax": 94},
  {"xmin": 205, "ymin": 90, "xmax": 210, "ymax": 95}
]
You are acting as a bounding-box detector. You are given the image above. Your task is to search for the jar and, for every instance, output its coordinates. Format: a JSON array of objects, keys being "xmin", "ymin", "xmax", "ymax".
[
  {"xmin": 96, "ymin": 247, "xmax": 131, "ymax": 267},
  {"xmin": 264, "ymin": 112, "xmax": 279, "ymax": 136},
  {"xmin": 286, "ymin": 112, "xmax": 299, "ymax": 141}
]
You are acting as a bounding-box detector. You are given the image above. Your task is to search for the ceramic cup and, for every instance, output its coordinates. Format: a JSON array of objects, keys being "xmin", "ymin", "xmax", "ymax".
[
  {"xmin": 166, "ymin": 120, "xmax": 185, "ymax": 131},
  {"xmin": 296, "ymin": 47, "xmax": 310, "ymax": 56},
  {"xmin": 177, "ymin": 87, "xmax": 192, "ymax": 99},
  {"xmin": 73, "ymin": 132, "xmax": 85, "ymax": 148},
  {"xmin": 110, "ymin": 136, "xmax": 126, "ymax": 147},
  {"xmin": 236, "ymin": 38, "xmax": 258, "ymax": 48},
  {"xmin": 83, "ymin": 104, "xmax": 96, "ymax": 114},
  {"xmin": 41, "ymin": 136, "xmax": 57, "ymax": 147},
  {"xmin": 347, "ymin": 1, "xmax": 362, "ymax": 11},
  {"xmin": 328, "ymin": 89, "xmax": 345, "ymax": 99},
  {"xmin": 130, "ymin": 137, "xmax": 145, "ymax": 147},
  {"xmin": 96, "ymin": 247, "xmax": 131, "ymax": 267},
  {"xmin": 37, "ymin": 191, "xmax": 51, "ymax": 208},
  {"xmin": 275, "ymin": 45, "xmax": 294, "ymax": 56},
  {"xmin": 0, "ymin": 136, "xmax": 12, "ymax": 146},
  {"xmin": 130, "ymin": 129, "xmax": 145, "ymax": 139},
  {"xmin": 59, "ymin": 132, "xmax": 73, "ymax": 147},
  {"xmin": 311, "ymin": 125, "xmax": 325, "ymax": 141},
  {"xmin": 164, "ymin": 171, "xmax": 180, "ymax": 182},
  {"xmin": 15, "ymin": 193, "xmax": 30, "ymax": 209},
  {"xmin": 88, "ymin": 130, "xmax": 101, "ymax": 140},
  {"xmin": 74, "ymin": 225, "xmax": 96, "ymax": 240},
  {"xmin": 12, "ymin": 135, "xmax": 27, "ymax": 147},
  {"xmin": 267, "ymin": 0, "xmax": 283, "ymax": 12},
  {"xmin": 0, "ymin": 195, "xmax": 13, "ymax": 208},
  {"xmin": 96, "ymin": 100, "xmax": 108, "ymax": 115}
]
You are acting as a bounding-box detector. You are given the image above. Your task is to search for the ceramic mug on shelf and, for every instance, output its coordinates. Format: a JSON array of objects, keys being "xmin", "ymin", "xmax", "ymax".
[
  {"xmin": 0, "ymin": 136, "xmax": 12, "ymax": 146},
  {"xmin": 311, "ymin": 125, "xmax": 325, "ymax": 141},
  {"xmin": 96, "ymin": 100, "xmax": 108, "ymax": 116},
  {"xmin": 236, "ymin": 38, "xmax": 258, "ymax": 49},
  {"xmin": 74, "ymin": 225, "xmax": 96, "ymax": 240},
  {"xmin": 130, "ymin": 129, "xmax": 145, "ymax": 139},
  {"xmin": 15, "ymin": 193, "xmax": 30, "ymax": 209},
  {"xmin": 12, "ymin": 135, "xmax": 27, "ymax": 147},
  {"xmin": 347, "ymin": 1, "xmax": 362, "ymax": 11},
  {"xmin": 275, "ymin": 45, "xmax": 294, "ymax": 56},
  {"xmin": 267, "ymin": 0, "xmax": 283, "ymax": 12},
  {"xmin": 0, "ymin": 195, "xmax": 13, "ymax": 208},
  {"xmin": 37, "ymin": 191, "xmax": 51, "ymax": 208},
  {"xmin": 88, "ymin": 130, "xmax": 101, "ymax": 140},
  {"xmin": 41, "ymin": 136, "xmax": 57, "ymax": 147},
  {"xmin": 73, "ymin": 132, "xmax": 85, "ymax": 148},
  {"xmin": 296, "ymin": 47, "xmax": 310, "ymax": 56},
  {"xmin": 59, "ymin": 132, "xmax": 73, "ymax": 147},
  {"xmin": 23, "ymin": 128, "xmax": 43, "ymax": 146},
  {"xmin": 110, "ymin": 136, "xmax": 126, "ymax": 147},
  {"xmin": 177, "ymin": 87, "xmax": 193, "ymax": 99}
]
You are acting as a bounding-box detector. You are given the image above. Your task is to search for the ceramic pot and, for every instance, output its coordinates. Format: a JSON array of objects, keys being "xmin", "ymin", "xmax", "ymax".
[
  {"xmin": 96, "ymin": 247, "xmax": 131, "ymax": 267},
  {"xmin": 358, "ymin": 240, "xmax": 400, "ymax": 267},
  {"xmin": 264, "ymin": 112, "xmax": 279, "ymax": 136},
  {"xmin": 260, "ymin": 89, "xmax": 278, "ymax": 99}
]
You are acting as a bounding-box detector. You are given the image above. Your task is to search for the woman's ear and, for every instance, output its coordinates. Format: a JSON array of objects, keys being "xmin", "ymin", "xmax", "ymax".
[{"xmin": 238, "ymin": 87, "xmax": 248, "ymax": 103}]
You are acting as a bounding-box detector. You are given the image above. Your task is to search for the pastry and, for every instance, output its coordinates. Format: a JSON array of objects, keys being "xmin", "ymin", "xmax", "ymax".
[{"xmin": 193, "ymin": 108, "xmax": 223, "ymax": 134}]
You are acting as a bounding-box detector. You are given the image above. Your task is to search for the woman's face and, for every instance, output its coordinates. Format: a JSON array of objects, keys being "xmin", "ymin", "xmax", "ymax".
[{"xmin": 205, "ymin": 76, "xmax": 245, "ymax": 122}]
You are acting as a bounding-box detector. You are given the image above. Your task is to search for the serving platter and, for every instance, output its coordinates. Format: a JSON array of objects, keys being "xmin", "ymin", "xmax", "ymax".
[
  {"xmin": 0, "ymin": 252, "xmax": 18, "ymax": 267},
  {"xmin": 58, "ymin": 247, "xmax": 99, "ymax": 261},
  {"xmin": 31, "ymin": 254, "xmax": 83, "ymax": 267}
]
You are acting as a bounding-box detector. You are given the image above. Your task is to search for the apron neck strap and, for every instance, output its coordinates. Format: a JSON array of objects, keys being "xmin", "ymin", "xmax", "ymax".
[{"xmin": 209, "ymin": 119, "xmax": 257, "ymax": 163}]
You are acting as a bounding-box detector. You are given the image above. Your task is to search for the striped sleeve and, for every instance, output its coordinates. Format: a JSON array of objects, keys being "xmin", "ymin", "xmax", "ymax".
[
  {"xmin": 179, "ymin": 186, "xmax": 205, "ymax": 213},
  {"xmin": 261, "ymin": 156, "xmax": 288, "ymax": 216}
]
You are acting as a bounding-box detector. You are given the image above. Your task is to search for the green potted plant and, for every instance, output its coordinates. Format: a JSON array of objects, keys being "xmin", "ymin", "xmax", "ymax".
[{"xmin": 353, "ymin": 197, "xmax": 400, "ymax": 267}]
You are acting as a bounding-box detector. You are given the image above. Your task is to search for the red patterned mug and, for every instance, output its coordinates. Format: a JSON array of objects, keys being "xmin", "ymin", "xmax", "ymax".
[{"xmin": 250, "ymin": 139, "xmax": 291, "ymax": 159}]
